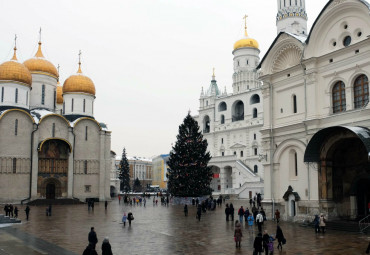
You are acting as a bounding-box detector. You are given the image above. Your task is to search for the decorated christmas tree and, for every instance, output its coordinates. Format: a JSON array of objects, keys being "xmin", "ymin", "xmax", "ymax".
[
  {"xmin": 118, "ymin": 148, "xmax": 131, "ymax": 192},
  {"xmin": 167, "ymin": 113, "xmax": 212, "ymax": 197}
]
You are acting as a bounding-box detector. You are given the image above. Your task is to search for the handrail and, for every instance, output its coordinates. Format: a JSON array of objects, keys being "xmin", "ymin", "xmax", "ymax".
[{"xmin": 359, "ymin": 214, "xmax": 370, "ymax": 233}]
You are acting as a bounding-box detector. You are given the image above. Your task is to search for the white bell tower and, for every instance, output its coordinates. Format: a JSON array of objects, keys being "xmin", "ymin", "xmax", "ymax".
[{"xmin": 276, "ymin": 0, "xmax": 308, "ymax": 36}]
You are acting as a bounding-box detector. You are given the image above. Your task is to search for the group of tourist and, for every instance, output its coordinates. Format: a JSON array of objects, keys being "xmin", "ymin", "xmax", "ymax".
[
  {"xmin": 3, "ymin": 204, "xmax": 18, "ymax": 218},
  {"xmin": 313, "ymin": 214, "xmax": 327, "ymax": 233},
  {"xmin": 83, "ymin": 227, "xmax": 113, "ymax": 255}
]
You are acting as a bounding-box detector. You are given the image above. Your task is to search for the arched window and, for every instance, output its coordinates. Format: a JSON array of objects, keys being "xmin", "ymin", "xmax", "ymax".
[
  {"xmin": 295, "ymin": 152, "xmax": 298, "ymax": 176},
  {"xmin": 54, "ymin": 90, "xmax": 56, "ymax": 108},
  {"xmin": 203, "ymin": 115, "xmax": 210, "ymax": 133},
  {"xmin": 240, "ymin": 151, "xmax": 244, "ymax": 157},
  {"xmin": 1, "ymin": 87, "xmax": 3, "ymax": 102},
  {"xmin": 72, "ymin": 98, "xmax": 74, "ymax": 112},
  {"xmin": 332, "ymin": 81, "xmax": 346, "ymax": 113},
  {"xmin": 253, "ymin": 108, "xmax": 257, "ymax": 118},
  {"xmin": 14, "ymin": 119, "xmax": 18, "ymax": 136},
  {"xmin": 85, "ymin": 126, "xmax": 88, "ymax": 141},
  {"xmin": 221, "ymin": 114, "xmax": 225, "ymax": 124},
  {"xmin": 254, "ymin": 165, "xmax": 258, "ymax": 173},
  {"xmin": 254, "ymin": 133, "xmax": 256, "ymax": 140},
  {"xmin": 84, "ymin": 160, "xmax": 88, "ymax": 174},
  {"xmin": 41, "ymin": 85, "xmax": 45, "ymax": 105},
  {"xmin": 250, "ymin": 94, "xmax": 260, "ymax": 104},
  {"xmin": 13, "ymin": 158, "xmax": 17, "ymax": 173},
  {"xmin": 15, "ymin": 88, "xmax": 18, "ymax": 103},
  {"xmin": 83, "ymin": 99, "xmax": 86, "ymax": 112},
  {"xmin": 218, "ymin": 102, "xmax": 227, "ymax": 112},
  {"xmin": 26, "ymin": 91, "xmax": 28, "ymax": 105},
  {"xmin": 63, "ymin": 102, "xmax": 65, "ymax": 114},
  {"xmin": 221, "ymin": 138, "xmax": 224, "ymax": 144},
  {"xmin": 354, "ymin": 74, "xmax": 369, "ymax": 109},
  {"xmin": 289, "ymin": 149, "xmax": 299, "ymax": 178},
  {"xmin": 293, "ymin": 95, "xmax": 297, "ymax": 113},
  {"xmin": 232, "ymin": 101, "xmax": 244, "ymax": 122},
  {"xmin": 52, "ymin": 123, "xmax": 55, "ymax": 137},
  {"xmin": 206, "ymin": 101, "xmax": 208, "ymax": 106}
]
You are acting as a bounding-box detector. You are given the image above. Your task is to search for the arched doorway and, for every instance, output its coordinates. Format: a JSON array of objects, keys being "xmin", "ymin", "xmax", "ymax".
[
  {"xmin": 37, "ymin": 139, "xmax": 71, "ymax": 198},
  {"xmin": 304, "ymin": 126, "xmax": 370, "ymax": 218},
  {"xmin": 210, "ymin": 166, "xmax": 221, "ymax": 192}
]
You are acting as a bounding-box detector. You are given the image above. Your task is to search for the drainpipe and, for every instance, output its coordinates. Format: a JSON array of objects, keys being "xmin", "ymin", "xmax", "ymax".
[{"xmin": 21, "ymin": 124, "xmax": 38, "ymax": 205}]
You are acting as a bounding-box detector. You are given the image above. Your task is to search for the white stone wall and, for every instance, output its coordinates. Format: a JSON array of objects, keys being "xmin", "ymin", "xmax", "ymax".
[
  {"xmin": 63, "ymin": 93, "xmax": 94, "ymax": 117},
  {"xmin": 29, "ymin": 74, "xmax": 57, "ymax": 110},
  {"xmin": 0, "ymin": 82, "xmax": 30, "ymax": 110}
]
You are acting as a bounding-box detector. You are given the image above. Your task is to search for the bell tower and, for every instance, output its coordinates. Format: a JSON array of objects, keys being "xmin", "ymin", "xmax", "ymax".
[{"xmin": 276, "ymin": 0, "xmax": 308, "ymax": 36}]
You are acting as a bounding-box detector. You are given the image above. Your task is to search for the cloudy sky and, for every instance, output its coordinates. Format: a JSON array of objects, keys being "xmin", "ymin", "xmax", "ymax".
[{"xmin": 0, "ymin": 0, "xmax": 327, "ymax": 158}]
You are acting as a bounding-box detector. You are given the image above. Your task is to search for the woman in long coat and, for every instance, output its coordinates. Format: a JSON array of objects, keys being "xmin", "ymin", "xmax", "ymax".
[
  {"xmin": 234, "ymin": 220, "xmax": 243, "ymax": 248},
  {"xmin": 276, "ymin": 225, "xmax": 285, "ymax": 251},
  {"xmin": 253, "ymin": 232, "xmax": 263, "ymax": 254}
]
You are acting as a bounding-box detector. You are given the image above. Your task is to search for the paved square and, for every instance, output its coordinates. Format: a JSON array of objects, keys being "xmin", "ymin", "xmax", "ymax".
[{"xmin": 1, "ymin": 198, "xmax": 369, "ymax": 254}]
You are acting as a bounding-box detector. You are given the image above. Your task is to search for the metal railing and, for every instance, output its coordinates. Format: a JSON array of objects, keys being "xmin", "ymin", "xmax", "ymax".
[{"xmin": 359, "ymin": 214, "xmax": 370, "ymax": 233}]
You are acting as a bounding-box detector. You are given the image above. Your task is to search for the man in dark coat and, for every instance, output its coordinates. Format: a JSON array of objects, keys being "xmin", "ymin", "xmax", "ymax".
[
  {"xmin": 88, "ymin": 227, "xmax": 98, "ymax": 249},
  {"xmin": 25, "ymin": 206, "xmax": 30, "ymax": 220},
  {"xmin": 83, "ymin": 243, "xmax": 98, "ymax": 255},
  {"xmin": 225, "ymin": 204, "xmax": 230, "ymax": 221},
  {"xmin": 253, "ymin": 232, "xmax": 263, "ymax": 255}
]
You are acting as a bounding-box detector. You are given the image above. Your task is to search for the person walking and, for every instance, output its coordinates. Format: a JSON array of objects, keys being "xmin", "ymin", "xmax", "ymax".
[
  {"xmin": 248, "ymin": 214, "xmax": 255, "ymax": 227},
  {"xmin": 313, "ymin": 215, "xmax": 320, "ymax": 233},
  {"xmin": 196, "ymin": 204, "xmax": 202, "ymax": 221},
  {"xmin": 101, "ymin": 237, "xmax": 113, "ymax": 255},
  {"xmin": 262, "ymin": 230, "xmax": 270, "ymax": 255},
  {"xmin": 238, "ymin": 206, "xmax": 244, "ymax": 223},
  {"xmin": 256, "ymin": 211, "xmax": 264, "ymax": 233},
  {"xmin": 25, "ymin": 206, "xmax": 30, "ymax": 221},
  {"xmin": 249, "ymin": 198, "xmax": 253, "ymax": 208},
  {"xmin": 83, "ymin": 243, "xmax": 98, "ymax": 255},
  {"xmin": 122, "ymin": 213, "xmax": 127, "ymax": 227},
  {"xmin": 9, "ymin": 204, "xmax": 13, "ymax": 217},
  {"xmin": 319, "ymin": 214, "xmax": 326, "ymax": 233},
  {"xmin": 253, "ymin": 232, "xmax": 263, "ymax": 255},
  {"xmin": 184, "ymin": 204, "xmax": 188, "ymax": 216},
  {"xmin": 274, "ymin": 209, "xmax": 280, "ymax": 223},
  {"xmin": 14, "ymin": 206, "xmax": 18, "ymax": 218},
  {"xmin": 88, "ymin": 227, "xmax": 98, "ymax": 249},
  {"xmin": 48, "ymin": 204, "xmax": 52, "ymax": 216},
  {"xmin": 230, "ymin": 203, "xmax": 235, "ymax": 221},
  {"xmin": 127, "ymin": 211, "xmax": 134, "ymax": 226},
  {"xmin": 276, "ymin": 225, "xmax": 285, "ymax": 251},
  {"xmin": 244, "ymin": 208, "xmax": 250, "ymax": 223},
  {"xmin": 105, "ymin": 201, "xmax": 108, "ymax": 210},
  {"xmin": 234, "ymin": 220, "xmax": 243, "ymax": 248},
  {"xmin": 225, "ymin": 204, "xmax": 230, "ymax": 221}
]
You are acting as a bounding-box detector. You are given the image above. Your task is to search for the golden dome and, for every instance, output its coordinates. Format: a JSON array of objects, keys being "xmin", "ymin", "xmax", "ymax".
[
  {"xmin": 56, "ymin": 83, "xmax": 63, "ymax": 104},
  {"xmin": 234, "ymin": 37, "xmax": 259, "ymax": 50},
  {"xmin": 233, "ymin": 17, "xmax": 259, "ymax": 50},
  {"xmin": 0, "ymin": 47, "xmax": 32, "ymax": 87},
  {"xmin": 23, "ymin": 42, "xmax": 58, "ymax": 78},
  {"xmin": 63, "ymin": 64, "xmax": 96, "ymax": 96}
]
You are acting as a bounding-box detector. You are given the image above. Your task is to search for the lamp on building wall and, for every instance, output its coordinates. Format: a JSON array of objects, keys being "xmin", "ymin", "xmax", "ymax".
[{"xmin": 258, "ymin": 153, "xmax": 267, "ymax": 162}]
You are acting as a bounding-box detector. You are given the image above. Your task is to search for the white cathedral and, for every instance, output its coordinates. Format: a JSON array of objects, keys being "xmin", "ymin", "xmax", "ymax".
[
  {"xmin": 198, "ymin": 0, "xmax": 370, "ymax": 221},
  {"xmin": 0, "ymin": 39, "xmax": 111, "ymax": 203}
]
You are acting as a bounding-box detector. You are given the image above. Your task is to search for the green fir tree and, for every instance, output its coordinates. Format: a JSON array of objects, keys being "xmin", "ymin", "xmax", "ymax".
[
  {"xmin": 118, "ymin": 148, "xmax": 131, "ymax": 192},
  {"xmin": 167, "ymin": 113, "xmax": 212, "ymax": 197}
]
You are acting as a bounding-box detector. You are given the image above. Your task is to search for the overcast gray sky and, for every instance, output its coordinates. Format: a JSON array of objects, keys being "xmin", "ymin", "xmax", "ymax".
[{"xmin": 0, "ymin": 0, "xmax": 327, "ymax": 158}]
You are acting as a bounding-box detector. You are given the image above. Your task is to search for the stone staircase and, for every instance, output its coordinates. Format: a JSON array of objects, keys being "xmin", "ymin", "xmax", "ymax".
[
  {"xmin": 302, "ymin": 220, "xmax": 365, "ymax": 233},
  {"xmin": 0, "ymin": 214, "xmax": 21, "ymax": 224},
  {"xmin": 27, "ymin": 198, "xmax": 84, "ymax": 206}
]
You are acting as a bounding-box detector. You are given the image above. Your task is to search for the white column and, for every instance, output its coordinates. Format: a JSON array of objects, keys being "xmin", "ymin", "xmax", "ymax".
[{"xmin": 31, "ymin": 127, "xmax": 39, "ymax": 199}]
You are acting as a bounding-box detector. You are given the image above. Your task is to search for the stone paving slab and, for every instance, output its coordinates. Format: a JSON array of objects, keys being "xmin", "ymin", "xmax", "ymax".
[{"xmin": 1, "ymin": 199, "xmax": 369, "ymax": 254}]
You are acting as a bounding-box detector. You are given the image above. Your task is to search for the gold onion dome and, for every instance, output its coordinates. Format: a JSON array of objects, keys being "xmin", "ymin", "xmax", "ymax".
[
  {"xmin": 23, "ymin": 42, "xmax": 59, "ymax": 78},
  {"xmin": 0, "ymin": 47, "xmax": 32, "ymax": 87},
  {"xmin": 56, "ymin": 82, "xmax": 63, "ymax": 104},
  {"xmin": 234, "ymin": 17, "xmax": 259, "ymax": 50},
  {"xmin": 63, "ymin": 63, "xmax": 96, "ymax": 96}
]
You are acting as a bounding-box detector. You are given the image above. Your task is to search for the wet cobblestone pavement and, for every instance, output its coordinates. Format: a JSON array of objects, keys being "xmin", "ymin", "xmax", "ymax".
[{"xmin": 1, "ymin": 198, "xmax": 369, "ymax": 254}]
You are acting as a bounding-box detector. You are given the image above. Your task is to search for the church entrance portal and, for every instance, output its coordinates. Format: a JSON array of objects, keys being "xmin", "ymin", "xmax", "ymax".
[
  {"xmin": 304, "ymin": 126, "xmax": 370, "ymax": 219},
  {"xmin": 37, "ymin": 139, "xmax": 71, "ymax": 198},
  {"xmin": 46, "ymin": 183, "xmax": 56, "ymax": 199}
]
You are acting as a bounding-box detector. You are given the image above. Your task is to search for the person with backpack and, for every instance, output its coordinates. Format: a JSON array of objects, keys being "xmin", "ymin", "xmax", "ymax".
[
  {"xmin": 313, "ymin": 215, "xmax": 320, "ymax": 233},
  {"xmin": 244, "ymin": 208, "xmax": 250, "ymax": 222},
  {"xmin": 262, "ymin": 230, "xmax": 270, "ymax": 255},
  {"xmin": 225, "ymin": 204, "xmax": 231, "ymax": 221},
  {"xmin": 238, "ymin": 206, "xmax": 245, "ymax": 223},
  {"xmin": 127, "ymin": 211, "xmax": 134, "ymax": 226}
]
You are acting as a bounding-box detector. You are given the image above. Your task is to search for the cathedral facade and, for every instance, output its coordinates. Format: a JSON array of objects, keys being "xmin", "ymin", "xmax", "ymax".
[
  {"xmin": 195, "ymin": 23, "xmax": 264, "ymax": 199},
  {"xmin": 0, "ymin": 39, "xmax": 111, "ymax": 203},
  {"xmin": 259, "ymin": 0, "xmax": 370, "ymax": 220}
]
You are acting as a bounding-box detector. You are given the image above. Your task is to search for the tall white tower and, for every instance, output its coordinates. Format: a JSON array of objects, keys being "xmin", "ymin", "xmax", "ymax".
[{"xmin": 276, "ymin": 0, "xmax": 308, "ymax": 36}]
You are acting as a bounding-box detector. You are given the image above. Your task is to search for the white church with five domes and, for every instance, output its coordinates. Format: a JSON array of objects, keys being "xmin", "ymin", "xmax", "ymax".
[{"xmin": 0, "ymin": 37, "xmax": 111, "ymax": 203}]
